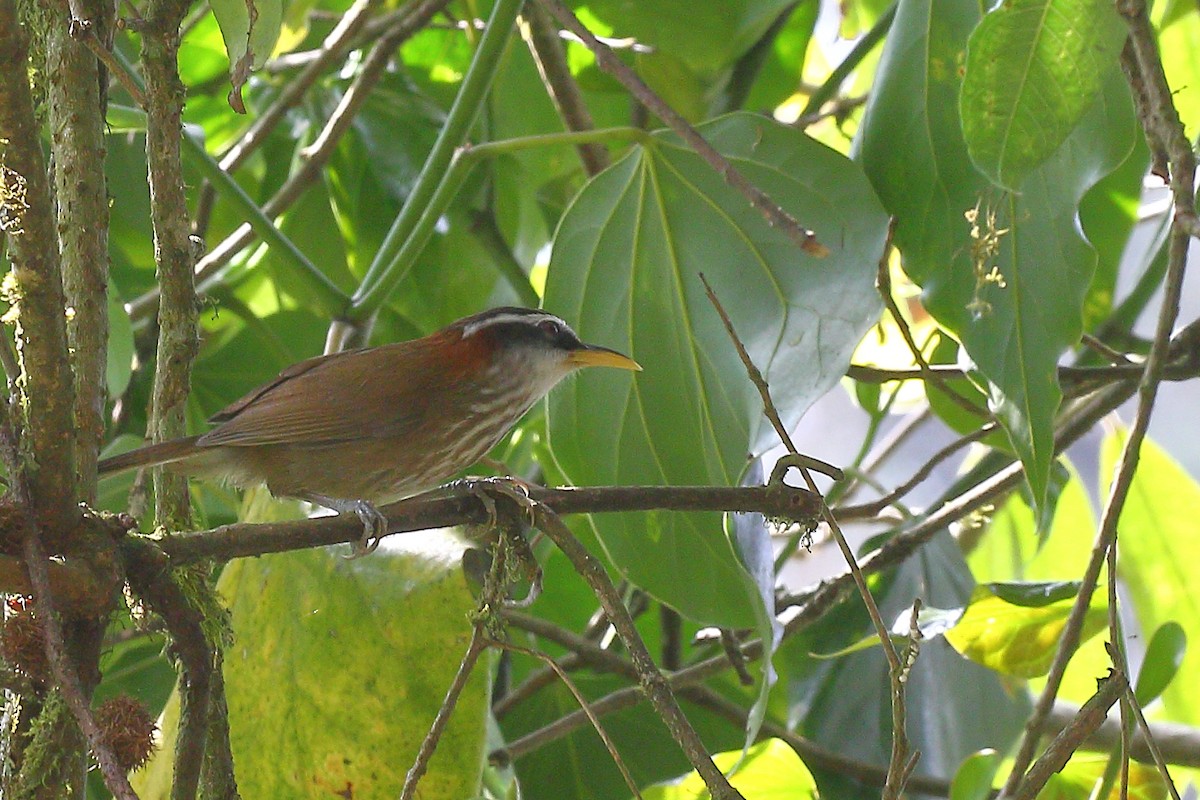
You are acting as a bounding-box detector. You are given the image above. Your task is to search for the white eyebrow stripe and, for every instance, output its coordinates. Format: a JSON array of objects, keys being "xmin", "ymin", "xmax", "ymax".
[{"xmin": 461, "ymin": 312, "xmax": 563, "ymax": 338}]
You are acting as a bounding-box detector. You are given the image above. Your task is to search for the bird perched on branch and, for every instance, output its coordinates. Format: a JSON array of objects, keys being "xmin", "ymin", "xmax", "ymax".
[{"xmin": 100, "ymin": 307, "xmax": 641, "ymax": 555}]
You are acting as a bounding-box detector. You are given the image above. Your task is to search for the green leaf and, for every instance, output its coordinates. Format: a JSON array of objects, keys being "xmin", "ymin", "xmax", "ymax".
[
  {"xmin": 209, "ymin": 0, "xmax": 284, "ymax": 106},
  {"xmin": 944, "ymin": 584, "xmax": 1106, "ymax": 678},
  {"xmin": 950, "ymin": 749, "xmax": 1001, "ymax": 800},
  {"xmin": 984, "ymin": 580, "xmax": 1081, "ymax": 607},
  {"xmin": 133, "ymin": 531, "xmax": 488, "ymax": 798},
  {"xmin": 855, "ymin": 0, "xmax": 1136, "ymax": 511},
  {"xmin": 960, "ymin": 0, "xmax": 1127, "ymax": 189},
  {"xmin": 1102, "ymin": 432, "xmax": 1200, "ymax": 725},
  {"xmin": 545, "ymin": 112, "xmax": 888, "ymax": 630},
  {"xmin": 641, "ymin": 738, "xmax": 817, "ymax": 800},
  {"xmin": 1134, "ymin": 621, "xmax": 1186, "ymax": 706}
]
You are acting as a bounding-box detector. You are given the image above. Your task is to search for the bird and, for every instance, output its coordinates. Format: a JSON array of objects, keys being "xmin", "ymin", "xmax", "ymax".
[{"xmin": 99, "ymin": 307, "xmax": 641, "ymax": 554}]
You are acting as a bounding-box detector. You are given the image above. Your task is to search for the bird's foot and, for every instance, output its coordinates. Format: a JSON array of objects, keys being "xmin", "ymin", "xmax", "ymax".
[
  {"xmin": 301, "ymin": 493, "xmax": 388, "ymax": 558},
  {"xmin": 347, "ymin": 500, "xmax": 388, "ymax": 558}
]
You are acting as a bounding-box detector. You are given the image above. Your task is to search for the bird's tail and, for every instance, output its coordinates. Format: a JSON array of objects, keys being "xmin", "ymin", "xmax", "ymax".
[{"xmin": 98, "ymin": 436, "xmax": 203, "ymax": 476}]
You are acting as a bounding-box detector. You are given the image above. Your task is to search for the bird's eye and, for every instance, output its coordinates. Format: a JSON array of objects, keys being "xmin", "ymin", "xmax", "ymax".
[{"xmin": 537, "ymin": 319, "xmax": 562, "ymax": 338}]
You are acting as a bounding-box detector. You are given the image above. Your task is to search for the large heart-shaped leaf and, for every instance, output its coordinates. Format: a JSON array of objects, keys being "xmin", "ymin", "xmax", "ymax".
[{"xmin": 545, "ymin": 112, "xmax": 888, "ymax": 629}]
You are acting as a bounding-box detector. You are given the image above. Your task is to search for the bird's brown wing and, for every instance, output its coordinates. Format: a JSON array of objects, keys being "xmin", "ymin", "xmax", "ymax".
[{"xmin": 197, "ymin": 342, "xmax": 439, "ymax": 447}]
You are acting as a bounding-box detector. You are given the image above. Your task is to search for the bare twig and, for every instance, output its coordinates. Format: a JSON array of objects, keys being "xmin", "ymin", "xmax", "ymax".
[
  {"xmin": 834, "ymin": 423, "xmax": 997, "ymax": 520},
  {"xmin": 700, "ymin": 271, "xmax": 917, "ymax": 796},
  {"xmin": 875, "ymin": 232, "xmax": 989, "ymax": 418},
  {"xmin": 398, "ymin": 628, "xmax": 488, "ymax": 800},
  {"xmin": 489, "ymin": 637, "xmax": 643, "ymax": 799},
  {"xmin": 538, "ymin": 0, "xmax": 828, "ymax": 257},
  {"xmin": 1122, "ymin": 683, "xmax": 1183, "ymax": 800},
  {"xmin": 1107, "ymin": 547, "xmax": 1133, "ymax": 800},
  {"xmin": 494, "ymin": 608, "xmax": 640, "ymax": 717},
  {"xmin": 64, "ymin": 9, "xmax": 147, "ymax": 107}
]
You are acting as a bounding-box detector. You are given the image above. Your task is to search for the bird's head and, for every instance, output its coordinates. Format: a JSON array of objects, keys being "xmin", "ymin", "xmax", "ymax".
[{"xmin": 448, "ymin": 307, "xmax": 641, "ymax": 397}]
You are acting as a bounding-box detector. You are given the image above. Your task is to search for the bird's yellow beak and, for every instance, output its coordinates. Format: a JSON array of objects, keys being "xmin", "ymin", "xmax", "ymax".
[{"xmin": 568, "ymin": 344, "xmax": 642, "ymax": 371}]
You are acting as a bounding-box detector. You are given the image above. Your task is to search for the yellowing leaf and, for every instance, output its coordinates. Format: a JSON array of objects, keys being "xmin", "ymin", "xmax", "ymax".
[{"xmin": 945, "ymin": 585, "xmax": 1106, "ymax": 677}]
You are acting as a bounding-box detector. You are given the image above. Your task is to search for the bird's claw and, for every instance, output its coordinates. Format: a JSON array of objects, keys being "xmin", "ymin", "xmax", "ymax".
[{"xmin": 346, "ymin": 500, "xmax": 387, "ymax": 559}]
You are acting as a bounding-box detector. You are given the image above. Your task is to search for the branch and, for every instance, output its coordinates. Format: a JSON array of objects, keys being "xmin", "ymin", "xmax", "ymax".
[
  {"xmin": 1010, "ymin": 671, "xmax": 1127, "ymax": 800},
  {"xmin": 123, "ymin": 539, "xmax": 215, "ymax": 800},
  {"xmin": 148, "ymin": 483, "xmax": 822, "ymax": 564},
  {"xmin": 538, "ymin": 0, "xmax": 828, "ymax": 257},
  {"xmin": 141, "ymin": 0, "xmax": 199, "ymax": 529},
  {"xmin": 518, "ymin": 2, "xmax": 608, "ymax": 176},
  {"xmin": 0, "ymin": 422, "xmax": 134, "ymax": 799},
  {"xmin": 48, "ymin": 0, "xmax": 113, "ymax": 503},
  {"xmin": 0, "ymin": 0, "xmax": 78, "ymax": 532}
]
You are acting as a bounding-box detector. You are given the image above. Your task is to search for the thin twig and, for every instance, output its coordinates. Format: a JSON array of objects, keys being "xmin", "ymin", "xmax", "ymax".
[
  {"xmin": 1107, "ymin": 547, "xmax": 1133, "ymax": 800},
  {"xmin": 700, "ymin": 271, "xmax": 916, "ymax": 797},
  {"xmin": 1122, "ymin": 683, "xmax": 1183, "ymax": 800},
  {"xmin": 489, "ymin": 637, "xmax": 644, "ymax": 800},
  {"xmin": 398, "ymin": 627, "xmax": 488, "ymax": 800},
  {"xmin": 494, "ymin": 608, "xmax": 639, "ymax": 718},
  {"xmin": 510, "ymin": 492, "xmax": 743, "ymax": 800},
  {"xmin": 64, "ymin": 11, "xmax": 146, "ymax": 106},
  {"xmin": 875, "ymin": 231, "xmax": 989, "ymax": 418},
  {"xmin": 834, "ymin": 423, "xmax": 997, "ymax": 520},
  {"xmin": 218, "ymin": 0, "xmax": 381, "ymax": 172},
  {"xmin": 538, "ymin": 0, "xmax": 828, "ymax": 257},
  {"xmin": 519, "ymin": 2, "xmax": 608, "ymax": 176}
]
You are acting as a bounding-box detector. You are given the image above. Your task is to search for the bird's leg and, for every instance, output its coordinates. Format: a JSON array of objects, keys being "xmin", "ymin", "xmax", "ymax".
[{"xmin": 301, "ymin": 493, "xmax": 388, "ymax": 558}]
